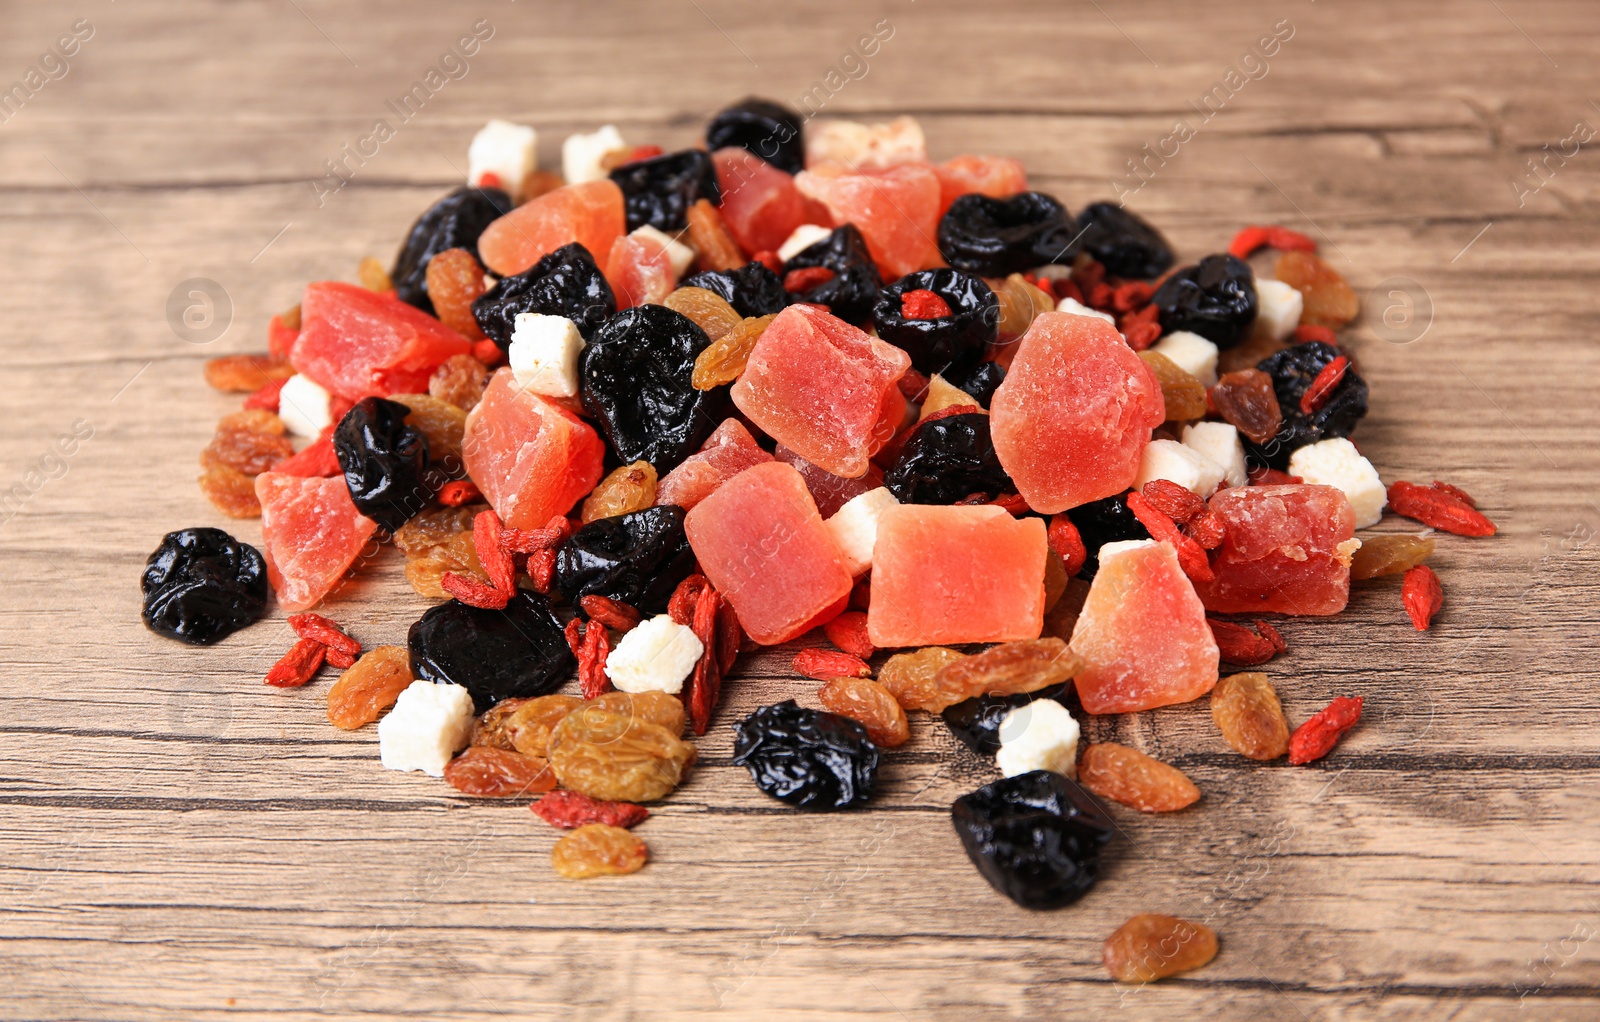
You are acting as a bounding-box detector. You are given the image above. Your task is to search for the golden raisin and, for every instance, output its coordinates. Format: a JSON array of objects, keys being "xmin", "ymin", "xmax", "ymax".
[
  {"xmin": 429, "ymin": 353, "xmax": 490, "ymax": 412},
  {"xmin": 1210, "ymin": 369, "xmax": 1282, "ymax": 445},
  {"xmin": 200, "ymin": 410, "xmax": 294, "ymax": 476},
  {"xmin": 1138, "ymin": 351, "xmax": 1207, "ymax": 422},
  {"xmin": 547, "ymin": 704, "xmax": 696, "ymax": 802},
  {"xmin": 818, "ymin": 677, "xmax": 910, "ymax": 747},
  {"xmin": 326, "ymin": 646, "xmax": 413, "ymax": 729},
  {"xmin": 928, "ymin": 639, "xmax": 1084, "ymax": 713},
  {"xmin": 470, "ymin": 697, "xmax": 529, "ymax": 750},
  {"xmin": 1216, "ymin": 330, "xmax": 1288, "ymax": 376},
  {"xmin": 1276, "ymin": 250, "xmax": 1358, "ymax": 329},
  {"xmin": 1103, "ymin": 914, "xmax": 1219, "ymax": 983},
  {"xmin": 1041, "ymin": 577, "xmax": 1092, "ymax": 642},
  {"xmin": 358, "ymin": 256, "xmax": 394, "ymax": 292},
  {"xmin": 473, "ymin": 694, "xmax": 584, "ymax": 758},
  {"xmin": 403, "ymin": 532, "xmax": 485, "ymax": 600},
  {"xmin": 280, "ymin": 303, "xmax": 302, "ymax": 331},
  {"xmin": 394, "ymin": 505, "xmax": 479, "ymax": 555},
  {"xmin": 1210, "ymin": 672, "xmax": 1290, "ymax": 761},
  {"xmin": 1350, "ymin": 534, "xmax": 1435, "ymax": 580},
  {"xmin": 664, "ymin": 286, "xmax": 741, "ymax": 342},
  {"xmin": 686, "ymin": 198, "xmax": 744, "ymax": 272},
  {"xmin": 581, "ymin": 461, "xmax": 659, "ymax": 524},
  {"xmin": 1078, "ymin": 743, "xmax": 1200, "ymax": 813},
  {"xmin": 203, "ymin": 354, "xmax": 295, "ymax": 393},
  {"xmin": 523, "ymin": 170, "xmax": 565, "ymax": 202},
  {"xmin": 992, "ymin": 273, "xmax": 1055, "ymax": 340},
  {"xmin": 392, "ymin": 392, "xmax": 467, "ymax": 466},
  {"xmin": 423, "ymin": 247, "xmax": 489, "ymax": 340},
  {"xmin": 198, "ymin": 465, "xmax": 261, "ymax": 518},
  {"xmin": 551, "ymin": 823, "xmax": 648, "ymax": 879},
  {"xmin": 585, "ymin": 690, "xmax": 686, "ymax": 736},
  {"xmin": 919, "ymin": 374, "xmax": 981, "ymax": 419},
  {"xmin": 444, "ymin": 746, "xmax": 556, "ymax": 797},
  {"xmin": 878, "ymin": 647, "xmax": 969, "ymax": 712},
  {"xmin": 692, "ymin": 313, "xmax": 776, "ymax": 390}
]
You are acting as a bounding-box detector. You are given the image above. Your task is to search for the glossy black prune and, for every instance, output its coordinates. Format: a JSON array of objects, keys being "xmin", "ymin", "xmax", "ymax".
[
  {"xmin": 942, "ymin": 357, "xmax": 1006, "ymax": 409},
  {"xmin": 609, "ymin": 149, "xmax": 720, "ymax": 232},
  {"xmin": 1064, "ymin": 492, "xmax": 1151, "ymax": 580},
  {"xmin": 408, "ymin": 591, "xmax": 574, "ymax": 713},
  {"xmin": 472, "ymin": 242, "xmax": 615, "ymax": 348},
  {"xmin": 334, "ymin": 397, "xmax": 439, "ymax": 533},
  {"xmin": 941, "ymin": 683, "xmax": 1071, "ymax": 758},
  {"xmin": 141, "ymin": 527, "xmax": 268, "ymax": 645},
  {"xmin": 390, "ymin": 186, "xmax": 512, "ymax": 314},
  {"xmin": 782, "ymin": 225, "xmax": 882, "ymax": 326},
  {"xmin": 951, "ymin": 770, "xmax": 1114, "ymax": 910},
  {"xmin": 1246, "ymin": 341, "xmax": 1370, "ymax": 469},
  {"xmin": 1152, "ymin": 254, "xmax": 1259, "ymax": 349},
  {"xmin": 732, "ymin": 701, "xmax": 879, "ymax": 811},
  {"xmin": 705, "ymin": 96, "xmax": 805, "ymax": 175},
  {"xmin": 1075, "ymin": 202, "xmax": 1174, "ymax": 280},
  {"xmin": 874, "ymin": 270, "xmax": 999, "ymax": 375},
  {"xmin": 579, "ymin": 304, "xmax": 729, "ymax": 470},
  {"xmin": 553, "ymin": 506, "xmax": 697, "ymax": 615},
  {"xmin": 681, "ymin": 261, "xmax": 789, "ymax": 317},
  {"xmin": 884, "ymin": 412, "xmax": 1013, "ymax": 505},
  {"xmin": 938, "ymin": 192, "xmax": 1078, "ymax": 276}
]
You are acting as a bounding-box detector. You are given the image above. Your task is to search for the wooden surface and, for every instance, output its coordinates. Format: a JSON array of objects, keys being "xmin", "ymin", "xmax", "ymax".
[{"xmin": 3, "ymin": 1, "xmax": 1599, "ymax": 1018}]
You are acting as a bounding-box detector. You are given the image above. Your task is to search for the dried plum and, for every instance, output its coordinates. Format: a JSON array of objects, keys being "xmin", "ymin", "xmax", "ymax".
[
  {"xmin": 941, "ymin": 683, "xmax": 1070, "ymax": 758},
  {"xmin": 553, "ymin": 506, "xmax": 696, "ymax": 615},
  {"xmin": 937, "ymin": 192, "xmax": 1078, "ymax": 276},
  {"xmin": 472, "ymin": 242, "xmax": 615, "ymax": 349},
  {"xmin": 950, "ymin": 769, "xmax": 1114, "ymax": 910},
  {"xmin": 408, "ymin": 591, "xmax": 574, "ymax": 713},
  {"xmin": 1151, "ymin": 254, "xmax": 1258, "ymax": 349},
  {"xmin": 680, "ymin": 261, "xmax": 789, "ymax": 317},
  {"xmin": 390, "ymin": 186, "xmax": 512, "ymax": 314},
  {"xmin": 579, "ymin": 304, "xmax": 729, "ymax": 469},
  {"xmin": 782, "ymin": 225, "xmax": 882, "ymax": 326},
  {"xmin": 141, "ymin": 527, "xmax": 268, "ymax": 644},
  {"xmin": 874, "ymin": 270, "xmax": 999, "ymax": 375},
  {"xmin": 1064, "ymin": 492, "xmax": 1151, "ymax": 579},
  {"xmin": 884, "ymin": 412, "xmax": 1013, "ymax": 505},
  {"xmin": 1075, "ymin": 202, "xmax": 1174, "ymax": 280},
  {"xmin": 1248, "ymin": 341, "xmax": 1369, "ymax": 469},
  {"xmin": 705, "ymin": 97, "xmax": 805, "ymax": 175},
  {"xmin": 732, "ymin": 700, "xmax": 879, "ymax": 811},
  {"xmin": 942, "ymin": 357, "xmax": 1006, "ymax": 408},
  {"xmin": 334, "ymin": 398, "xmax": 439, "ymax": 533},
  {"xmin": 609, "ymin": 149, "xmax": 720, "ymax": 232}
]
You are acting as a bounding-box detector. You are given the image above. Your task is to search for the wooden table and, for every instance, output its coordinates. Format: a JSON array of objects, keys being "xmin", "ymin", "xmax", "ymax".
[{"xmin": 4, "ymin": 1, "xmax": 1597, "ymax": 1017}]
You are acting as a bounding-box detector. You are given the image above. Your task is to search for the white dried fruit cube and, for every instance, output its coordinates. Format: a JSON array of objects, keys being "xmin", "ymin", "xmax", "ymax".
[
  {"xmin": 562, "ymin": 124, "xmax": 626, "ymax": 185},
  {"xmin": 778, "ymin": 223, "xmax": 833, "ymax": 263},
  {"xmin": 1055, "ymin": 296, "xmax": 1116, "ymax": 324},
  {"xmin": 630, "ymin": 225, "xmax": 694, "ymax": 279},
  {"xmin": 508, "ymin": 313, "xmax": 586, "ymax": 398},
  {"xmin": 1136, "ymin": 438, "xmax": 1224, "ymax": 498},
  {"xmin": 827, "ymin": 486, "xmax": 899, "ymax": 577},
  {"xmin": 1151, "ymin": 330, "xmax": 1220, "ymax": 387},
  {"xmin": 378, "ymin": 681, "xmax": 475, "ymax": 777},
  {"xmin": 995, "ymin": 700, "xmax": 1082, "ymax": 778},
  {"xmin": 604, "ymin": 614, "xmax": 705, "ymax": 695},
  {"xmin": 805, "ymin": 116, "xmax": 926, "ymax": 170},
  {"xmin": 1182, "ymin": 421, "xmax": 1248, "ymax": 490},
  {"xmin": 467, "ymin": 120, "xmax": 537, "ymax": 202},
  {"xmin": 1253, "ymin": 279, "xmax": 1305, "ymax": 343},
  {"xmin": 277, "ymin": 374, "xmax": 332, "ymax": 438},
  {"xmin": 1288, "ymin": 437, "xmax": 1387, "ymax": 528}
]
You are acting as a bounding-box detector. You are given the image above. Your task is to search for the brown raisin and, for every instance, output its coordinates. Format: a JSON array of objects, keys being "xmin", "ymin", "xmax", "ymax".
[
  {"xmin": 469, "ymin": 697, "xmax": 531, "ymax": 750},
  {"xmin": 1210, "ymin": 369, "xmax": 1283, "ymax": 445},
  {"xmin": 358, "ymin": 255, "xmax": 394, "ymax": 292},
  {"xmin": 1078, "ymin": 743, "xmax": 1200, "ymax": 813},
  {"xmin": 200, "ymin": 410, "xmax": 294, "ymax": 476},
  {"xmin": 1137, "ymin": 351, "xmax": 1207, "ymax": 422},
  {"xmin": 1210, "ymin": 672, "xmax": 1290, "ymax": 761},
  {"xmin": 993, "ymin": 273, "xmax": 1054, "ymax": 339},
  {"xmin": 1276, "ymin": 251, "xmax": 1359, "ymax": 329},
  {"xmin": 928, "ymin": 639, "xmax": 1085, "ymax": 713},
  {"xmin": 686, "ymin": 198, "xmax": 743, "ymax": 272},
  {"xmin": 1103, "ymin": 914, "xmax": 1219, "ymax": 983},
  {"xmin": 818, "ymin": 677, "xmax": 911, "ymax": 747},
  {"xmin": 1350, "ymin": 534, "xmax": 1435, "ymax": 580},
  {"xmin": 878, "ymin": 647, "xmax": 969, "ymax": 712},
  {"xmin": 581, "ymin": 461, "xmax": 659, "ymax": 524},
  {"xmin": 424, "ymin": 247, "xmax": 489, "ymax": 340},
  {"xmin": 692, "ymin": 313, "xmax": 776, "ymax": 390},
  {"xmin": 204, "ymin": 354, "xmax": 295, "ymax": 393},
  {"xmin": 664, "ymin": 286, "xmax": 742, "ymax": 342},
  {"xmin": 197, "ymin": 465, "xmax": 262, "ymax": 518},
  {"xmin": 444, "ymin": 746, "xmax": 556, "ymax": 797},
  {"xmin": 428, "ymin": 353, "xmax": 490, "ymax": 412},
  {"xmin": 551, "ymin": 823, "xmax": 648, "ymax": 879},
  {"xmin": 391, "ymin": 392, "xmax": 466, "ymax": 466},
  {"xmin": 326, "ymin": 646, "xmax": 413, "ymax": 730},
  {"xmin": 547, "ymin": 703, "xmax": 696, "ymax": 802}
]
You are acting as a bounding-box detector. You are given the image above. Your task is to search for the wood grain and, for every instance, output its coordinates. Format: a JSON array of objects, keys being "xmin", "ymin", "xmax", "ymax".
[{"xmin": 3, "ymin": 0, "xmax": 1599, "ymax": 1018}]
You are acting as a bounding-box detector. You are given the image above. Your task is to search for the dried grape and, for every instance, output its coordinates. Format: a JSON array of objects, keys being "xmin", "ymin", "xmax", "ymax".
[
  {"xmin": 444, "ymin": 746, "xmax": 556, "ymax": 797},
  {"xmin": 547, "ymin": 702, "xmax": 696, "ymax": 802},
  {"xmin": 391, "ymin": 392, "xmax": 466, "ymax": 468},
  {"xmin": 878, "ymin": 647, "xmax": 969, "ymax": 712},
  {"xmin": 692, "ymin": 313, "xmax": 776, "ymax": 390},
  {"xmin": 929, "ymin": 639, "xmax": 1084, "ymax": 713},
  {"xmin": 1350, "ymin": 534, "xmax": 1435, "ymax": 580},
  {"xmin": 423, "ymin": 247, "xmax": 489, "ymax": 339},
  {"xmin": 1103, "ymin": 914, "xmax": 1219, "ymax": 983},
  {"xmin": 1210, "ymin": 369, "xmax": 1283, "ymax": 446},
  {"xmin": 580, "ymin": 462, "xmax": 658, "ymax": 524},
  {"xmin": 429, "ymin": 353, "xmax": 490, "ymax": 412},
  {"xmin": 1275, "ymin": 250, "xmax": 1358, "ymax": 329},
  {"xmin": 818, "ymin": 677, "xmax": 910, "ymax": 748},
  {"xmin": 992, "ymin": 273, "xmax": 1054, "ymax": 339},
  {"xmin": 1137, "ymin": 351, "xmax": 1207, "ymax": 422},
  {"xmin": 198, "ymin": 465, "xmax": 261, "ymax": 518},
  {"xmin": 200, "ymin": 411, "xmax": 294, "ymax": 476},
  {"xmin": 664, "ymin": 286, "xmax": 742, "ymax": 342},
  {"xmin": 490, "ymin": 694, "xmax": 584, "ymax": 757},
  {"xmin": 325, "ymin": 645, "xmax": 413, "ymax": 729},
  {"xmin": 204, "ymin": 354, "xmax": 295, "ymax": 393},
  {"xmin": 585, "ymin": 690, "xmax": 687, "ymax": 735},
  {"xmin": 686, "ymin": 198, "xmax": 743, "ymax": 271},
  {"xmin": 1078, "ymin": 743, "xmax": 1200, "ymax": 813},
  {"xmin": 1209, "ymin": 672, "xmax": 1290, "ymax": 760},
  {"xmin": 551, "ymin": 823, "xmax": 648, "ymax": 879}
]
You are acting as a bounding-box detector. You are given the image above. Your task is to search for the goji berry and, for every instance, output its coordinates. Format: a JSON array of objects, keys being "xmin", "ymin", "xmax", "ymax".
[
  {"xmin": 271, "ymin": 429, "xmax": 341, "ymax": 478},
  {"xmin": 471, "ymin": 339, "xmax": 503, "ymax": 366},
  {"xmin": 268, "ymin": 312, "xmax": 299, "ymax": 360},
  {"xmin": 326, "ymin": 646, "xmax": 357, "ymax": 670},
  {"xmin": 1074, "ymin": 259, "xmax": 1105, "ymax": 294},
  {"xmin": 532, "ymin": 790, "xmax": 649, "ymax": 830},
  {"xmin": 1228, "ymin": 224, "xmax": 1317, "ymax": 260},
  {"xmin": 1123, "ymin": 321, "xmax": 1161, "ymax": 351},
  {"xmin": 578, "ymin": 621, "xmax": 612, "ymax": 699},
  {"xmin": 286, "ymin": 612, "xmax": 361, "ymax": 657},
  {"xmin": 1387, "ymin": 481, "xmax": 1496, "ymax": 536},
  {"xmin": 793, "ymin": 648, "xmax": 871, "ymax": 681},
  {"xmin": 1430, "ymin": 480, "xmax": 1478, "ymax": 508},
  {"xmin": 823, "ymin": 611, "xmax": 875, "ymax": 659},
  {"xmin": 1086, "ymin": 281, "xmax": 1115, "ymax": 310},
  {"xmin": 564, "ymin": 617, "xmax": 584, "ymax": 658},
  {"xmin": 1126, "ymin": 491, "xmax": 1215, "ymax": 583},
  {"xmin": 477, "ymin": 172, "xmax": 503, "ymax": 190},
  {"xmin": 686, "ymin": 587, "xmax": 722, "ymax": 735},
  {"xmin": 1288, "ymin": 695, "xmax": 1363, "ymax": 765},
  {"xmin": 1293, "ymin": 324, "xmax": 1338, "ymax": 345},
  {"xmin": 243, "ymin": 376, "xmax": 288, "ymax": 412},
  {"xmin": 1024, "ymin": 273, "xmax": 1056, "ymax": 300},
  {"xmin": 1402, "ymin": 564, "xmax": 1443, "ymax": 631},
  {"xmin": 529, "ymin": 548, "xmax": 557, "ymax": 593},
  {"xmin": 265, "ymin": 637, "xmax": 326, "ymax": 688},
  {"xmin": 1256, "ymin": 619, "xmax": 1287, "ymax": 654},
  {"xmin": 750, "ymin": 249, "xmax": 783, "ymax": 274},
  {"xmin": 897, "ymin": 367, "xmax": 932, "ymax": 403},
  {"xmin": 580, "ymin": 595, "xmax": 641, "ymax": 632},
  {"xmin": 502, "ymin": 516, "xmax": 571, "ymax": 554},
  {"xmin": 1110, "ymin": 281, "xmax": 1153, "ymax": 313},
  {"xmin": 1052, "ymin": 277, "xmax": 1081, "ymax": 304},
  {"xmin": 437, "ymin": 479, "xmax": 481, "ymax": 506},
  {"xmin": 441, "ymin": 571, "xmax": 510, "ymax": 609},
  {"xmin": 1141, "ymin": 479, "xmax": 1207, "ymax": 524},
  {"xmin": 901, "ymin": 289, "xmax": 953, "ymax": 320},
  {"xmin": 668, "ymin": 574, "xmax": 710, "ymax": 626},
  {"xmin": 473, "ymin": 509, "xmax": 516, "ymax": 595},
  {"xmin": 716, "ymin": 598, "xmax": 743, "ymax": 675},
  {"xmin": 1206, "ymin": 618, "xmax": 1280, "ymax": 666},
  {"xmin": 990, "ymin": 493, "xmax": 1031, "ymax": 515},
  {"xmin": 1184, "ymin": 508, "xmax": 1227, "ymax": 549},
  {"xmin": 783, "ymin": 266, "xmax": 835, "ymax": 292},
  {"xmin": 1299, "ymin": 356, "xmax": 1349, "ymax": 415},
  {"xmin": 1048, "ymin": 515, "xmax": 1088, "ymax": 576},
  {"xmin": 1248, "ymin": 466, "xmax": 1302, "ymax": 486}
]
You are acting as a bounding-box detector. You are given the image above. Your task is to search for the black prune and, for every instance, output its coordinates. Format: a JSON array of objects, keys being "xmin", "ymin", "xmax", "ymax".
[
  {"xmin": 782, "ymin": 224, "xmax": 882, "ymax": 326},
  {"xmin": 553, "ymin": 506, "xmax": 697, "ymax": 615},
  {"xmin": 579, "ymin": 304, "xmax": 729, "ymax": 469},
  {"xmin": 705, "ymin": 97, "xmax": 805, "ymax": 175},
  {"xmin": 941, "ymin": 683, "xmax": 1070, "ymax": 758},
  {"xmin": 884, "ymin": 412, "xmax": 1013, "ymax": 505},
  {"xmin": 1065, "ymin": 492, "xmax": 1151, "ymax": 579},
  {"xmin": 408, "ymin": 591, "xmax": 574, "ymax": 713},
  {"xmin": 609, "ymin": 149, "xmax": 720, "ymax": 232},
  {"xmin": 942, "ymin": 357, "xmax": 1006, "ymax": 409},
  {"xmin": 1075, "ymin": 202, "xmax": 1174, "ymax": 280},
  {"xmin": 1246, "ymin": 341, "xmax": 1370, "ymax": 469},
  {"xmin": 389, "ymin": 186, "xmax": 512, "ymax": 314},
  {"xmin": 874, "ymin": 269, "xmax": 999, "ymax": 375},
  {"xmin": 1152, "ymin": 254, "xmax": 1259, "ymax": 349},
  {"xmin": 141, "ymin": 527, "xmax": 268, "ymax": 645},
  {"xmin": 951, "ymin": 770, "xmax": 1114, "ymax": 910},
  {"xmin": 334, "ymin": 397, "xmax": 440, "ymax": 533},
  {"xmin": 680, "ymin": 261, "xmax": 789, "ymax": 317},
  {"xmin": 472, "ymin": 242, "xmax": 615, "ymax": 348},
  {"xmin": 732, "ymin": 701, "xmax": 879, "ymax": 811},
  {"xmin": 938, "ymin": 192, "xmax": 1078, "ymax": 276}
]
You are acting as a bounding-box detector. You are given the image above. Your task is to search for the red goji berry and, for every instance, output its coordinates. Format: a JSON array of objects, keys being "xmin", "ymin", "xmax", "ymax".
[
  {"xmin": 528, "ymin": 548, "xmax": 557, "ymax": 593},
  {"xmin": 897, "ymin": 367, "xmax": 932, "ymax": 403},
  {"xmin": 477, "ymin": 172, "xmax": 503, "ymax": 190},
  {"xmin": 668, "ymin": 574, "xmax": 711, "ymax": 626},
  {"xmin": 1228, "ymin": 224, "xmax": 1317, "ymax": 260},
  {"xmin": 793, "ymin": 648, "xmax": 871, "ymax": 681},
  {"xmin": 900, "ymin": 289, "xmax": 954, "ymax": 320},
  {"xmin": 265, "ymin": 637, "xmax": 326, "ymax": 688},
  {"xmin": 1110, "ymin": 281, "xmax": 1154, "ymax": 313},
  {"xmin": 1141, "ymin": 479, "xmax": 1207, "ymax": 524},
  {"xmin": 531, "ymin": 790, "xmax": 649, "ymax": 830},
  {"xmin": 619, "ymin": 144, "xmax": 664, "ymax": 165},
  {"xmin": 501, "ymin": 523, "xmax": 566, "ymax": 554},
  {"xmin": 750, "ymin": 249, "xmax": 783, "ymax": 274},
  {"xmin": 442, "ymin": 572, "xmax": 510, "ymax": 609},
  {"xmin": 564, "ymin": 616, "xmax": 584, "ymax": 657},
  {"xmin": 268, "ymin": 313, "xmax": 299, "ymax": 360},
  {"xmin": 1024, "ymin": 273, "xmax": 1056, "ymax": 300},
  {"xmin": 1248, "ymin": 466, "xmax": 1302, "ymax": 486},
  {"xmin": 1126, "ymin": 491, "xmax": 1215, "ymax": 583},
  {"xmin": 784, "ymin": 266, "xmax": 835, "ymax": 292},
  {"xmin": 921, "ymin": 403, "xmax": 982, "ymax": 426},
  {"xmin": 272, "ymin": 428, "xmax": 341, "ymax": 478},
  {"xmin": 716, "ymin": 598, "xmax": 743, "ymax": 675},
  {"xmin": 1123, "ymin": 321, "xmax": 1161, "ymax": 351},
  {"xmin": 1074, "ymin": 259, "xmax": 1105, "ymax": 294},
  {"xmin": 472, "ymin": 509, "xmax": 517, "ymax": 595},
  {"xmin": 1387, "ymin": 481, "xmax": 1496, "ymax": 536},
  {"xmin": 1288, "ymin": 695, "xmax": 1363, "ymax": 765},
  {"xmin": 990, "ymin": 493, "xmax": 1031, "ymax": 515},
  {"xmin": 243, "ymin": 376, "xmax": 288, "ymax": 412},
  {"xmin": 1293, "ymin": 324, "xmax": 1338, "ymax": 345},
  {"xmin": 579, "ymin": 622, "xmax": 612, "ymax": 699},
  {"xmin": 1086, "ymin": 281, "xmax": 1115, "ymax": 310},
  {"xmin": 686, "ymin": 587, "xmax": 722, "ymax": 735},
  {"xmin": 286, "ymin": 613, "xmax": 360, "ymax": 657},
  {"xmin": 580, "ymin": 595, "xmax": 641, "ymax": 632},
  {"xmin": 1299, "ymin": 356, "xmax": 1349, "ymax": 415},
  {"xmin": 1206, "ymin": 618, "xmax": 1280, "ymax": 666},
  {"xmin": 437, "ymin": 480, "xmax": 481, "ymax": 507},
  {"xmin": 823, "ymin": 611, "xmax": 875, "ymax": 659},
  {"xmin": 1430, "ymin": 480, "xmax": 1478, "ymax": 508},
  {"xmin": 1048, "ymin": 515, "xmax": 1088, "ymax": 576},
  {"xmin": 1184, "ymin": 508, "xmax": 1227, "ymax": 549},
  {"xmin": 471, "ymin": 339, "xmax": 503, "ymax": 366},
  {"xmin": 1402, "ymin": 565, "xmax": 1443, "ymax": 631},
  {"xmin": 1256, "ymin": 619, "xmax": 1287, "ymax": 654},
  {"xmin": 326, "ymin": 646, "xmax": 357, "ymax": 670}
]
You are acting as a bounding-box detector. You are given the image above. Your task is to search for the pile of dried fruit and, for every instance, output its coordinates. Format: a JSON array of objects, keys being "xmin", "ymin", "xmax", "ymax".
[{"xmin": 143, "ymin": 101, "xmax": 1496, "ymax": 979}]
